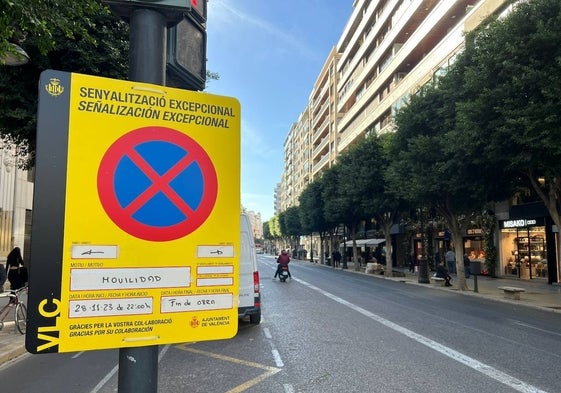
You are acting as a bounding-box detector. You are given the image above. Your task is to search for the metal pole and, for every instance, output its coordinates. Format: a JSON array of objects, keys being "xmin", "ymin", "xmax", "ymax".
[{"xmin": 118, "ymin": 7, "xmax": 166, "ymax": 393}]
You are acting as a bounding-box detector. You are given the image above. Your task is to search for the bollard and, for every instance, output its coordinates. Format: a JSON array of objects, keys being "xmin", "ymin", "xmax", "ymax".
[{"xmin": 471, "ymin": 261, "xmax": 482, "ymax": 293}]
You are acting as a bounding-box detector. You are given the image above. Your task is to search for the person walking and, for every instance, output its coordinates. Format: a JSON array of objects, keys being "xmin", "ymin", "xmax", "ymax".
[
  {"xmin": 445, "ymin": 248, "xmax": 456, "ymax": 274},
  {"xmin": 333, "ymin": 250, "xmax": 341, "ymax": 268},
  {"xmin": 6, "ymin": 247, "xmax": 24, "ymax": 290}
]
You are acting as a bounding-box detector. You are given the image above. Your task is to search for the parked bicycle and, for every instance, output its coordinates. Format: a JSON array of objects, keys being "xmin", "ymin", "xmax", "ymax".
[{"xmin": 0, "ymin": 286, "xmax": 27, "ymax": 334}]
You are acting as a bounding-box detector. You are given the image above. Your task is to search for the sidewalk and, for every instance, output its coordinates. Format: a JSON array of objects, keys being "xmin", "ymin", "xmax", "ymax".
[
  {"xmin": 1, "ymin": 260, "xmax": 560, "ymax": 367},
  {"xmin": 304, "ymin": 259, "xmax": 561, "ymax": 311},
  {"xmin": 0, "ymin": 299, "xmax": 26, "ymax": 366}
]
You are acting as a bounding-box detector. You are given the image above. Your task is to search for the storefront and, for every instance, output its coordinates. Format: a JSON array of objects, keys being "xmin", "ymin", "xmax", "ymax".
[
  {"xmin": 499, "ymin": 218, "xmax": 548, "ymax": 280},
  {"xmin": 432, "ymin": 228, "xmax": 486, "ymax": 268}
]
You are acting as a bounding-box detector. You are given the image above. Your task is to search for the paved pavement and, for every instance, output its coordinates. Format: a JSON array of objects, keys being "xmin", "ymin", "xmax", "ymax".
[{"xmin": 1, "ymin": 261, "xmax": 560, "ymax": 367}]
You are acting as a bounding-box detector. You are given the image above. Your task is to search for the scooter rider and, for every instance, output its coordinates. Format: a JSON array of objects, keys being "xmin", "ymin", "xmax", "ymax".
[{"xmin": 273, "ymin": 249, "xmax": 292, "ymax": 280}]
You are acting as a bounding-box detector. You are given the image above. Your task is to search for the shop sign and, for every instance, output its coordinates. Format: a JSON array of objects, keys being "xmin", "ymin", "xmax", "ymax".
[{"xmin": 501, "ymin": 219, "xmax": 538, "ymax": 229}]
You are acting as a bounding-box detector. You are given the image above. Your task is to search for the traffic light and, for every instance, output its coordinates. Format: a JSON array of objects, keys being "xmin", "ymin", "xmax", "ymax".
[
  {"xmin": 102, "ymin": 0, "xmax": 191, "ymax": 22},
  {"xmin": 166, "ymin": 11, "xmax": 206, "ymax": 91},
  {"xmin": 188, "ymin": 0, "xmax": 207, "ymax": 23},
  {"xmin": 104, "ymin": 0, "xmax": 190, "ymax": 10}
]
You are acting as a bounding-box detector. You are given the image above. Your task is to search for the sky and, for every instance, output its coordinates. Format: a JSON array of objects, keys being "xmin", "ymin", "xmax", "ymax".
[{"xmin": 205, "ymin": 0, "xmax": 354, "ymax": 222}]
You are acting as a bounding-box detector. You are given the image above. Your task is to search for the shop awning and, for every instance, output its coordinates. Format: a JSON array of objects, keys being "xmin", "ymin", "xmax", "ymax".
[{"xmin": 340, "ymin": 238, "xmax": 385, "ymax": 247}]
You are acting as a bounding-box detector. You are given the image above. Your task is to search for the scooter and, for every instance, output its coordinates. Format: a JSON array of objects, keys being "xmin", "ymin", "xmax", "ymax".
[{"xmin": 279, "ymin": 265, "xmax": 290, "ymax": 282}]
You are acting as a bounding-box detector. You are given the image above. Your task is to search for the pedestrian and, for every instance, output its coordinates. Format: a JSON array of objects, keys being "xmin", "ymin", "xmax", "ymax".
[
  {"xmin": 273, "ymin": 249, "xmax": 291, "ymax": 280},
  {"xmin": 436, "ymin": 262, "xmax": 452, "ymax": 286},
  {"xmin": 445, "ymin": 248, "xmax": 456, "ymax": 274},
  {"xmin": 464, "ymin": 254, "xmax": 471, "ymax": 278},
  {"xmin": 6, "ymin": 246, "xmax": 24, "ymax": 290},
  {"xmin": 333, "ymin": 250, "xmax": 341, "ymax": 268}
]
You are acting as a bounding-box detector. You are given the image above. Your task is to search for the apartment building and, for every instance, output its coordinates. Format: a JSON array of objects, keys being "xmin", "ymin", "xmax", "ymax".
[
  {"xmin": 277, "ymin": 0, "xmax": 509, "ymax": 212},
  {"xmin": 310, "ymin": 47, "xmax": 341, "ymax": 178},
  {"xmin": 242, "ymin": 209, "xmax": 263, "ymax": 240},
  {"xmin": 280, "ymin": 107, "xmax": 312, "ymax": 211},
  {"xmin": 336, "ymin": 0, "xmax": 507, "ymax": 151}
]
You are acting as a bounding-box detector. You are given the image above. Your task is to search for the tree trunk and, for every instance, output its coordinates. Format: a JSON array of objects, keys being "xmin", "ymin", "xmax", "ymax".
[
  {"xmin": 350, "ymin": 227, "xmax": 361, "ymax": 271},
  {"xmin": 383, "ymin": 221, "xmax": 393, "ymax": 278},
  {"xmin": 448, "ymin": 219, "xmax": 468, "ymax": 291}
]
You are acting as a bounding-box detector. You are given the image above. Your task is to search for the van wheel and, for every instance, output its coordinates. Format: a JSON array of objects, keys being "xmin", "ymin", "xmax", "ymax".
[{"xmin": 249, "ymin": 312, "xmax": 261, "ymax": 325}]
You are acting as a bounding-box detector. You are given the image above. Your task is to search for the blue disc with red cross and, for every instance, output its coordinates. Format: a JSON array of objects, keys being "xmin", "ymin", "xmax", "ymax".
[{"xmin": 97, "ymin": 126, "xmax": 218, "ymax": 241}]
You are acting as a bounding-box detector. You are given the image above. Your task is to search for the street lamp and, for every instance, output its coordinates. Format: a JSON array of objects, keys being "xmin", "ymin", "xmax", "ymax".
[{"xmin": 1, "ymin": 43, "xmax": 30, "ymax": 66}]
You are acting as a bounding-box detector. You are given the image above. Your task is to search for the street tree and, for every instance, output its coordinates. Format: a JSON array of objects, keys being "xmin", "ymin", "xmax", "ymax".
[
  {"xmin": 322, "ymin": 137, "xmax": 381, "ymax": 271},
  {"xmin": 0, "ymin": 5, "xmax": 128, "ymax": 162},
  {"xmin": 389, "ymin": 66, "xmax": 513, "ymax": 290},
  {"xmin": 278, "ymin": 206, "xmax": 303, "ymax": 253},
  {"xmin": 367, "ymin": 133, "xmax": 403, "ymax": 277},
  {"xmin": 0, "ymin": 0, "xmax": 103, "ymax": 58},
  {"xmin": 299, "ymin": 179, "xmax": 331, "ymax": 264},
  {"xmin": 455, "ymin": 0, "xmax": 561, "ymax": 279}
]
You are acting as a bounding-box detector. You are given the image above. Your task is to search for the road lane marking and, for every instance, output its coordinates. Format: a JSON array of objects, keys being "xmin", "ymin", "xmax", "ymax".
[
  {"xmin": 283, "ymin": 383, "xmax": 295, "ymax": 392},
  {"xmin": 90, "ymin": 345, "xmax": 170, "ymax": 393},
  {"xmin": 296, "ymin": 277, "xmax": 549, "ymax": 393},
  {"xmin": 263, "ymin": 327, "xmax": 284, "ymax": 367},
  {"xmin": 263, "ymin": 327, "xmax": 273, "ymax": 339},
  {"xmin": 271, "ymin": 349, "xmax": 284, "ymax": 367},
  {"xmin": 176, "ymin": 345, "xmax": 281, "ymax": 393},
  {"xmin": 511, "ymin": 320, "xmax": 561, "ymax": 338}
]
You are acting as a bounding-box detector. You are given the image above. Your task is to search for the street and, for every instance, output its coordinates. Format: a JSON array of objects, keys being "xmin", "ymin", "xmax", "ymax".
[{"xmin": 1, "ymin": 255, "xmax": 560, "ymax": 392}]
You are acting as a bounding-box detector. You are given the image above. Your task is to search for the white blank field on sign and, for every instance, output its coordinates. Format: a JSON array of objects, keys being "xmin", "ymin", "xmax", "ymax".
[
  {"xmin": 197, "ymin": 278, "xmax": 233, "ymax": 286},
  {"xmin": 197, "ymin": 266, "xmax": 234, "ymax": 274}
]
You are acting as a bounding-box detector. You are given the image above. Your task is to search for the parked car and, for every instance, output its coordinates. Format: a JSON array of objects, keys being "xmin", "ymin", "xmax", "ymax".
[{"xmin": 238, "ymin": 213, "xmax": 261, "ymax": 324}]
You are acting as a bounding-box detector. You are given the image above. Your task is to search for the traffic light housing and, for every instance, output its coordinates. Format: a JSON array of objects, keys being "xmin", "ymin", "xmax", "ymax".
[
  {"xmin": 166, "ymin": 11, "xmax": 206, "ymax": 91},
  {"xmin": 188, "ymin": 0, "xmax": 207, "ymax": 23},
  {"xmin": 103, "ymin": 0, "xmax": 191, "ymax": 23}
]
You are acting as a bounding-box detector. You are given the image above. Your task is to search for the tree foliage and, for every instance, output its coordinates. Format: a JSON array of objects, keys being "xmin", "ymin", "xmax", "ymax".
[
  {"xmin": 458, "ymin": 0, "xmax": 561, "ymax": 230},
  {"xmin": 0, "ymin": 3, "xmax": 128, "ymax": 162},
  {"xmin": 0, "ymin": 0, "xmax": 104, "ymax": 58}
]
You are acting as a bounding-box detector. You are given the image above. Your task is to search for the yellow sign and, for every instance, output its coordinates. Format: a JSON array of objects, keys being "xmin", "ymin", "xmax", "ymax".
[{"xmin": 27, "ymin": 70, "xmax": 241, "ymax": 353}]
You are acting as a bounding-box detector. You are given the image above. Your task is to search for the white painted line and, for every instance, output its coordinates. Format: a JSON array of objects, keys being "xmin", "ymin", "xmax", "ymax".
[
  {"xmin": 71, "ymin": 351, "xmax": 84, "ymax": 359},
  {"xmin": 295, "ymin": 277, "xmax": 549, "ymax": 393},
  {"xmin": 90, "ymin": 345, "xmax": 170, "ymax": 393},
  {"xmin": 263, "ymin": 327, "xmax": 272, "ymax": 339},
  {"xmin": 271, "ymin": 349, "xmax": 284, "ymax": 368},
  {"xmin": 512, "ymin": 320, "xmax": 561, "ymax": 337},
  {"xmin": 283, "ymin": 383, "xmax": 295, "ymax": 392}
]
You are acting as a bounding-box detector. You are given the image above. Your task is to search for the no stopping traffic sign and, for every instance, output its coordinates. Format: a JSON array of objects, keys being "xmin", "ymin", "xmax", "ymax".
[{"xmin": 97, "ymin": 126, "xmax": 218, "ymax": 241}]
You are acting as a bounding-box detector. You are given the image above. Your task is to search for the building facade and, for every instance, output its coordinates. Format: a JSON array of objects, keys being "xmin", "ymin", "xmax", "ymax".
[
  {"xmin": 0, "ymin": 142, "xmax": 34, "ymax": 266},
  {"xmin": 277, "ymin": 0, "xmax": 512, "ymax": 264}
]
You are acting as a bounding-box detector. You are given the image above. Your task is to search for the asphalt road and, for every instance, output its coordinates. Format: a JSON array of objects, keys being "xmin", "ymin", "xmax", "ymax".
[{"xmin": 1, "ymin": 255, "xmax": 560, "ymax": 392}]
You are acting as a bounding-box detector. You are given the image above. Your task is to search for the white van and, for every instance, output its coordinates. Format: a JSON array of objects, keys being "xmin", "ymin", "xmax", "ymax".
[{"xmin": 238, "ymin": 213, "xmax": 261, "ymax": 324}]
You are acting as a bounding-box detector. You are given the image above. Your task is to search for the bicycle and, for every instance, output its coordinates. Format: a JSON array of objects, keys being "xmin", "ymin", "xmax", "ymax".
[{"xmin": 0, "ymin": 286, "xmax": 27, "ymax": 334}]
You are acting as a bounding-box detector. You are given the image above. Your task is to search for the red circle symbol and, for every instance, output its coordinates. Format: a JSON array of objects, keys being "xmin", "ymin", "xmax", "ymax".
[{"xmin": 97, "ymin": 126, "xmax": 218, "ymax": 241}]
